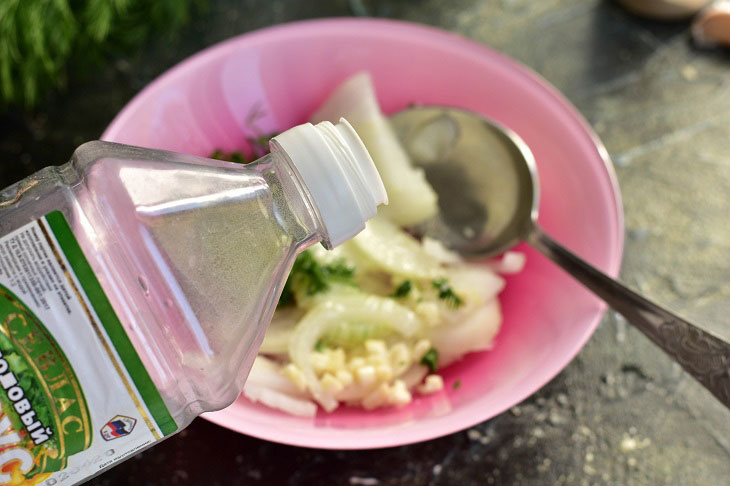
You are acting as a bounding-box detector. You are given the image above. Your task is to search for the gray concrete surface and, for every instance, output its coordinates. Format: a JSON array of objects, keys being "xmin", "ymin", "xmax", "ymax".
[{"xmin": 2, "ymin": 1, "xmax": 728, "ymax": 484}]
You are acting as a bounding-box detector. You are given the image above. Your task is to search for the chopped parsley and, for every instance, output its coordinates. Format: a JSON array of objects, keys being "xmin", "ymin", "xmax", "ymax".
[
  {"xmin": 420, "ymin": 347, "xmax": 439, "ymax": 373},
  {"xmin": 209, "ymin": 131, "xmax": 278, "ymax": 164},
  {"xmin": 278, "ymin": 285, "xmax": 294, "ymax": 307},
  {"xmin": 391, "ymin": 280, "xmax": 412, "ymax": 298},
  {"xmin": 229, "ymin": 151, "xmax": 247, "ymax": 164},
  {"xmin": 323, "ymin": 259, "xmax": 357, "ymax": 282},
  {"xmin": 209, "ymin": 149, "xmax": 250, "ymax": 164},
  {"xmin": 288, "ymin": 251, "xmax": 328, "ymax": 297},
  {"xmin": 250, "ymin": 133, "xmax": 278, "ymax": 157},
  {"xmin": 314, "ymin": 339, "xmax": 326, "ymax": 352},
  {"xmin": 278, "ymin": 250, "xmax": 357, "ymax": 306},
  {"xmin": 453, "ymin": 379, "xmax": 462, "ymax": 390},
  {"xmin": 432, "ymin": 278, "xmax": 464, "ymax": 308}
]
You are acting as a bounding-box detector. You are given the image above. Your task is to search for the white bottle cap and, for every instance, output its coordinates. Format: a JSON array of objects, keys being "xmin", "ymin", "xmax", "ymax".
[{"xmin": 271, "ymin": 118, "xmax": 388, "ymax": 248}]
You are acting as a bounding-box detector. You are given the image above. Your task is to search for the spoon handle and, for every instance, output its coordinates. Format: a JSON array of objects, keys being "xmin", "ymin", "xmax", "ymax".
[{"xmin": 528, "ymin": 225, "xmax": 730, "ymax": 409}]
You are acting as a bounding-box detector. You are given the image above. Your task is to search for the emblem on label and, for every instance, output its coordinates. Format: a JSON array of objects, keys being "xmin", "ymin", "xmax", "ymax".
[
  {"xmin": 0, "ymin": 284, "xmax": 92, "ymax": 477},
  {"xmin": 101, "ymin": 415, "xmax": 137, "ymax": 441}
]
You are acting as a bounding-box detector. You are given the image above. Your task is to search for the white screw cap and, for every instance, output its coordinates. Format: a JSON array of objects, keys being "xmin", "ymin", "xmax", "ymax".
[{"xmin": 271, "ymin": 118, "xmax": 387, "ymax": 248}]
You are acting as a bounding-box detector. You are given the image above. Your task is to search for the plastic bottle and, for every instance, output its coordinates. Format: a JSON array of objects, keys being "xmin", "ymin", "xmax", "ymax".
[{"xmin": 0, "ymin": 119, "xmax": 386, "ymax": 485}]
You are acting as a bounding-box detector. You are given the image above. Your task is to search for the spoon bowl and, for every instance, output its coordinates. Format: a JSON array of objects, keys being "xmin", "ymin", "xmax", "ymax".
[
  {"xmin": 392, "ymin": 105, "xmax": 730, "ymax": 410},
  {"xmin": 391, "ymin": 106, "xmax": 539, "ymax": 258}
]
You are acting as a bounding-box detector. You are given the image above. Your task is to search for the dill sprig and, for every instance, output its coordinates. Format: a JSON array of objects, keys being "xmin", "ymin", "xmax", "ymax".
[
  {"xmin": 278, "ymin": 250, "xmax": 357, "ymax": 306},
  {"xmin": 420, "ymin": 347, "xmax": 439, "ymax": 373},
  {"xmin": 391, "ymin": 280, "xmax": 412, "ymax": 298},
  {"xmin": 0, "ymin": 0, "xmax": 201, "ymax": 107},
  {"xmin": 432, "ymin": 277, "xmax": 464, "ymax": 308}
]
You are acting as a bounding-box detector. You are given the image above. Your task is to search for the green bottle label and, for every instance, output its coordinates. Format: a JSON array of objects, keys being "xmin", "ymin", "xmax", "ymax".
[
  {"xmin": 0, "ymin": 212, "xmax": 176, "ymax": 485},
  {"xmin": 0, "ymin": 284, "xmax": 91, "ymax": 478}
]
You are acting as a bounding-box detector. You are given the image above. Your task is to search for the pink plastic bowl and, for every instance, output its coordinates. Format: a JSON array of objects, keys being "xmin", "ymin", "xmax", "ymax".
[{"xmin": 103, "ymin": 18, "xmax": 623, "ymax": 449}]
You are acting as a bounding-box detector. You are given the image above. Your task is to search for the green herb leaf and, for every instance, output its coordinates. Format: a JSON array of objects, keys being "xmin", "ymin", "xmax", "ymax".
[
  {"xmin": 209, "ymin": 129, "xmax": 279, "ymax": 164},
  {"xmin": 314, "ymin": 339, "xmax": 325, "ymax": 352},
  {"xmin": 324, "ymin": 260, "xmax": 356, "ymax": 282},
  {"xmin": 277, "ymin": 250, "xmax": 358, "ymax": 307},
  {"xmin": 0, "ymin": 0, "xmax": 201, "ymax": 107},
  {"xmin": 391, "ymin": 280, "xmax": 412, "ymax": 298},
  {"xmin": 250, "ymin": 133, "xmax": 278, "ymax": 157},
  {"xmin": 453, "ymin": 379, "xmax": 462, "ymax": 390},
  {"xmin": 293, "ymin": 250, "xmax": 329, "ymax": 296},
  {"xmin": 229, "ymin": 151, "xmax": 247, "ymax": 164},
  {"xmin": 278, "ymin": 284, "xmax": 294, "ymax": 307},
  {"xmin": 420, "ymin": 347, "xmax": 439, "ymax": 373},
  {"xmin": 208, "ymin": 149, "xmax": 251, "ymax": 164},
  {"xmin": 432, "ymin": 278, "xmax": 464, "ymax": 308}
]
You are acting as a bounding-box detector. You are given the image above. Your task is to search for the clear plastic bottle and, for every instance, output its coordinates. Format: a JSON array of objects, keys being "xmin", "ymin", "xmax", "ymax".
[{"xmin": 0, "ymin": 119, "xmax": 385, "ymax": 485}]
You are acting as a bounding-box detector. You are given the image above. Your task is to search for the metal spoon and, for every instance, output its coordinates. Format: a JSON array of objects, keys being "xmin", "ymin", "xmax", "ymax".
[{"xmin": 390, "ymin": 105, "xmax": 730, "ymax": 409}]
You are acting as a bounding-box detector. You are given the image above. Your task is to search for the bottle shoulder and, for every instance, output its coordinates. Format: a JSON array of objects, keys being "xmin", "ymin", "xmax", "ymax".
[{"xmin": 0, "ymin": 142, "xmax": 321, "ymax": 418}]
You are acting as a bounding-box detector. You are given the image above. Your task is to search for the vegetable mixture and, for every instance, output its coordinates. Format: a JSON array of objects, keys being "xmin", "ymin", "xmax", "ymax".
[{"xmin": 237, "ymin": 73, "xmax": 525, "ymax": 416}]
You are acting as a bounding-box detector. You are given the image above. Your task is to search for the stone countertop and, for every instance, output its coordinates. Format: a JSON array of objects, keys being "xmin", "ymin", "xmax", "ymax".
[{"xmin": 2, "ymin": 1, "xmax": 729, "ymax": 484}]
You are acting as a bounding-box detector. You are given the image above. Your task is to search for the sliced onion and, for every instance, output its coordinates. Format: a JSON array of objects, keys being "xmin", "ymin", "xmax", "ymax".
[
  {"xmin": 352, "ymin": 215, "xmax": 441, "ymax": 279},
  {"xmin": 421, "ymin": 237, "xmax": 463, "ymax": 264},
  {"xmin": 448, "ymin": 264, "xmax": 505, "ymax": 306},
  {"xmin": 400, "ymin": 364, "xmax": 429, "ymax": 389},
  {"xmin": 259, "ymin": 307, "xmax": 304, "ymax": 354},
  {"xmin": 243, "ymin": 384, "xmax": 317, "ymax": 417},
  {"xmin": 289, "ymin": 294, "xmax": 423, "ymax": 411},
  {"xmin": 310, "ymin": 72, "xmax": 438, "ymax": 227},
  {"xmin": 429, "ymin": 299, "xmax": 502, "ymax": 367},
  {"xmin": 246, "ymin": 356, "xmax": 307, "ymax": 398},
  {"xmin": 488, "ymin": 251, "xmax": 526, "ymax": 274}
]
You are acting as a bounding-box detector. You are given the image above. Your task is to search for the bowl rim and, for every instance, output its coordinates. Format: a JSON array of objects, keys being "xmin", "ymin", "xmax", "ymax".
[{"xmin": 103, "ymin": 17, "xmax": 625, "ymax": 450}]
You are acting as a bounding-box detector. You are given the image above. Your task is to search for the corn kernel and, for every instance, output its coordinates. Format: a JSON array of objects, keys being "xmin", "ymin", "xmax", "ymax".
[
  {"xmin": 415, "ymin": 301, "xmax": 441, "ymax": 327},
  {"xmin": 389, "ymin": 343, "xmax": 411, "ymax": 374},
  {"xmin": 356, "ymin": 365, "xmax": 377, "ymax": 387},
  {"xmin": 366, "ymin": 353, "xmax": 388, "ymax": 368},
  {"xmin": 310, "ymin": 352, "xmax": 331, "ymax": 373},
  {"xmin": 389, "ymin": 380, "xmax": 412, "ymax": 407},
  {"xmin": 348, "ymin": 357, "xmax": 366, "ymax": 370},
  {"xmin": 327, "ymin": 347, "xmax": 346, "ymax": 370},
  {"xmin": 335, "ymin": 369, "xmax": 354, "ymax": 387},
  {"xmin": 362, "ymin": 383, "xmax": 390, "ymax": 410},
  {"xmin": 320, "ymin": 373, "xmax": 344, "ymax": 395},
  {"xmin": 282, "ymin": 363, "xmax": 307, "ymax": 392},
  {"xmin": 365, "ymin": 339, "xmax": 387, "ymax": 356},
  {"xmin": 417, "ymin": 374, "xmax": 444, "ymax": 395},
  {"xmin": 375, "ymin": 364, "xmax": 393, "ymax": 381},
  {"xmin": 414, "ymin": 339, "xmax": 432, "ymax": 359}
]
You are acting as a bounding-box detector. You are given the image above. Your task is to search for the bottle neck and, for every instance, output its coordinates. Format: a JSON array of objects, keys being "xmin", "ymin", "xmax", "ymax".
[
  {"xmin": 251, "ymin": 151, "xmax": 328, "ymax": 251},
  {"xmin": 270, "ymin": 120, "xmax": 387, "ymax": 249},
  {"xmin": 195, "ymin": 151, "xmax": 327, "ymax": 407}
]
